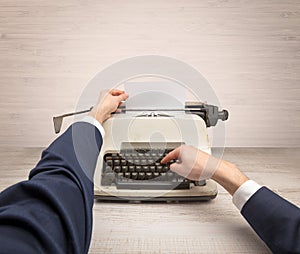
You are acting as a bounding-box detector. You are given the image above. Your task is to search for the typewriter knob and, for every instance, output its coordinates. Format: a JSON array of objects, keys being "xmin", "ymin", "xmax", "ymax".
[{"xmin": 218, "ymin": 109, "xmax": 229, "ymax": 121}]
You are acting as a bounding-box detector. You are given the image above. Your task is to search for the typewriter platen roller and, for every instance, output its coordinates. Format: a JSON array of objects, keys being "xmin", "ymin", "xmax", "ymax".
[
  {"xmin": 114, "ymin": 102, "xmax": 228, "ymax": 127},
  {"xmin": 53, "ymin": 102, "xmax": 228, "ymax": 134}
]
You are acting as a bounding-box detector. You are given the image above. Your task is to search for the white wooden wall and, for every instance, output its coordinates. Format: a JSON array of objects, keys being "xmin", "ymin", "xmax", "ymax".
[{"xmin": 0, "ymin": 0, "xmax": 299, "ymax": 147}]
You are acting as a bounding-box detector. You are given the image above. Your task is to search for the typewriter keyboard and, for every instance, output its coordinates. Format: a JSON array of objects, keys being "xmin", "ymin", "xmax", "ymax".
[{"xmin": 101, "ymin": 142, "xmax": 206, "ymax": 190}]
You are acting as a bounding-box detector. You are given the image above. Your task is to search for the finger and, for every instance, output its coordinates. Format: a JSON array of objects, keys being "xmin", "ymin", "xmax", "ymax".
[
  {"xmin": 115, "ymin": 92, "xmax": 129, "ymax": 102},
  {"xmin": 161, "ymin": 146, "xmax": 181, "ymax": 164},
  {"xmin": 109, "ymin": 93, "xmax": 128, "ymax": 113},
  {"xmin": 110, "ymin": 89, "xmax": 125, "ymax": 96}
]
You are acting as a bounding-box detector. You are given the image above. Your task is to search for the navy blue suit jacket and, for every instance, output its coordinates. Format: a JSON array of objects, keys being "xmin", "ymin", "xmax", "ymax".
[
  {"xmin": 242, "ymin": 187, "xmax": 300, "ymax": 253},
  {"xmin": 0, "ymin": 122, "xmax": 299, "ymax": 253},
  {"xmin": 0, "ymin": 122, "xmax": 102, "ymax": 254}
]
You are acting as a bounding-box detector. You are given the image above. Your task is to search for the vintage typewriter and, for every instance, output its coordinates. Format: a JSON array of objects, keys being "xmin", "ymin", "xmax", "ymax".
[
  {"xmin": 94, "ymin": 102, "xmax": 228, "ymax": 202},
  {"xmin": 54, "ymin": 102, "xmax": 228, "ymax": 202}
]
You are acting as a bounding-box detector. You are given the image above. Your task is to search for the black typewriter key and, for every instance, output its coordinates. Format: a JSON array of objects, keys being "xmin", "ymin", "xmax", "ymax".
[
  {"xmin": 134, "ymin": 159, "xmax": 140, "ymax": 165},
  {"xmin": 138, "ymin": 172, "xmax": 145, "ymax": 180},
  {"xmin": 153, "ymin": 172, "xmax": 159, "ymax": 178},
  {"xmin": 121, "ymin": 159, "xmax": 127, "ymax": 166},
  {"xmin": 131, "ymin": 172, "xmax": 138, "ymax": 180},
  {"xmin": 136, "ymin": 166, "xmax": 142, "ymax": 172},
  {"xmin": 114, "ymin": 166, "xmax": 121, "ymax": 173},
  {"xmin": 162, "ymin": 166, "xmax": 169, "ymax": 172},
  {"xmin": 124, "ymin": 172, "xmax": 130, "ymax": 178},
  {"xmin": 154, "ymin": 162, "xmax": 160, "ymax": 168},
  {"xmin": 142, "ymin": 166, "xmax": 149, "ymax": 172},
  {"xmin": 106, "ymin": 160, "xmax": 113, "ymax": 166},
  {"xmin": 147, "ymin": 159, "xmax": 154, "ymax": 164},
  {"xmin": 146, "ymin": 172, "xmax": 152, "ymax": 179},
  {"xmin": 122, "ymin": 166, "xmax": 128, "ymax": 172},
  {"xmin": 127, "ymin": 159, "xmax": 133, "ymax": 164},
  {"xmin": 129, "ymin": 166, "xmax": 135, "ymax": 172},
  {"xmin": 141, "ymin": 159, "xmax": 147, "ymax": 164},
  {"xmin": 150, "ymin": 166, "xmax": 155, "ymax": 172},
  {"xmin": 114, "ymin": 160, "xmax": 120, "ymax": 166},
  {"xmin": 156, "ymin": 166, "xmax": 163, "ymax": 173},
  {"xmin": 105, "ymin": 155, "xmax": 112, "ymax": 160}
]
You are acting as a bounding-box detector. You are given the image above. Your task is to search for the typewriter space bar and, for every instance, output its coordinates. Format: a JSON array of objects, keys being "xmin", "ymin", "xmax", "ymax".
[{"xmin": 116, "ymin": 181, "xmax": 190, "ymax": 190}]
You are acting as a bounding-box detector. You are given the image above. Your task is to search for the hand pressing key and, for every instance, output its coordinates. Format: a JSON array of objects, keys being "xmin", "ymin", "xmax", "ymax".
[
  {"xmin": 161, "ymin": 145, "xmax": 249, "ymax": 195},
  {"xmin": 161, "ymin": 145, "xmax": 222, "ymax": 181}
]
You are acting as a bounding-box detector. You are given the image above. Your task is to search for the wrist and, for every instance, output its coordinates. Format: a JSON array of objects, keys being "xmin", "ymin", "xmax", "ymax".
[
  {"xmin": 88, "ymin": 110, "xmax": 105, "ymax": 125},
  {"xmin": 212, "ymin": 160, "xmax": 248, "ymax": 196}
]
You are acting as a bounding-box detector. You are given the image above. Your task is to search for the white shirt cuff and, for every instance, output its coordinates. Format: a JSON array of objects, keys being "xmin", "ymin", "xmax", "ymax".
[
  {"xmin": 232, "ymin": 180, "xmax": 262, "ymax": 211},
  {"xmin": 80, "ymin": 116, "xmax": 105, "ymax": 138}
]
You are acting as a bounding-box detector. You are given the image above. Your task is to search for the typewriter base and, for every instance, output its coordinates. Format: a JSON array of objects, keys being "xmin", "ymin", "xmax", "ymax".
[{"xmin": 94, "ymin": 179, "xmax": 218, "ymax": 202}]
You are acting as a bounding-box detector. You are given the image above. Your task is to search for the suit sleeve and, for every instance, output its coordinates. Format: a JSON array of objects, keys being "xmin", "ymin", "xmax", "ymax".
[
  {"xmin": 0, "ymin": 122, "xmax": 102, "ymax": 254},
  {"xmin": 241, "ymin": 187, "xmax": 300, "ymax": 253}
]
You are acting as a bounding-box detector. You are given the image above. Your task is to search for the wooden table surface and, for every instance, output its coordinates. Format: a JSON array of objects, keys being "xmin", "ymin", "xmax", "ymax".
[{"xmin": 0, "ymin": 147, "xmax": 299, "ymax": 253}]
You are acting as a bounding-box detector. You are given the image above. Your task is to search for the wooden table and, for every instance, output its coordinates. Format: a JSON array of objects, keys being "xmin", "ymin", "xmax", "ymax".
[{"xmin": 0, "ymin": 147, "xmax": 299, "ymax": 253}]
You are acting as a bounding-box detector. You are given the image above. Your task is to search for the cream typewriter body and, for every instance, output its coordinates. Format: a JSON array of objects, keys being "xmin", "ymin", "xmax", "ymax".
[{"xmin": 93, "ymin": 103, "xmax": 228, "ymax": 202}]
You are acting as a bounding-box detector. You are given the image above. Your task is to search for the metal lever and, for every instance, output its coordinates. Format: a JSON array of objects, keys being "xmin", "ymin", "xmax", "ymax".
[{"xmin": 53, "ymin": 107, "xmax": 93, "ymax": 134}]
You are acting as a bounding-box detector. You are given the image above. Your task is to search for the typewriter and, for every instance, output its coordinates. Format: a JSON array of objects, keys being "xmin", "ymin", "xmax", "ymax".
[{"xmin": 93, "ymin": 102, "xmax": 228, "ymax": 202}]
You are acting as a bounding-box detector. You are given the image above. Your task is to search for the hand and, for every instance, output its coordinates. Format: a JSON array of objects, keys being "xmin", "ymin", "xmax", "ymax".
[
  {"xmin": 161, "ymin": 145, "xmax": 249, "ymax": 195},
  {"xmin": 89, "ymin": 89, "xmax": 129, "ymax": 124},
  {"xmin": 161, "ymin": 145, "xmax": 219, "ymax": 181}
]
